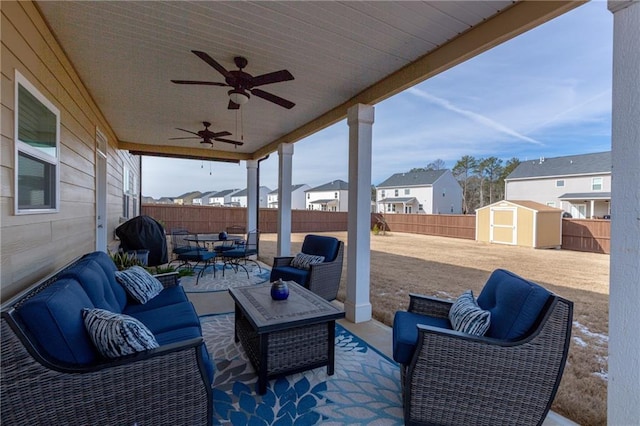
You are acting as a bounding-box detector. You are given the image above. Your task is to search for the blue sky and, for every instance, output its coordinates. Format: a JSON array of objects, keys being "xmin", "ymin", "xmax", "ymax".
[{"xmin": 142, "ymin": 1, "xmax": 613, "ymax": 199}]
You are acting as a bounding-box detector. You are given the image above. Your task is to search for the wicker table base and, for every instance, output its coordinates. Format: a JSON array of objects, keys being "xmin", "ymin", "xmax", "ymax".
[{"xmin": 229, "ymin": 281, "xmax": 345, "ymax": 395}]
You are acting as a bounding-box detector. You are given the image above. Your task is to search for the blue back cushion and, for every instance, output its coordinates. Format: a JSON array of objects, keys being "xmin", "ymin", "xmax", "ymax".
[
  {"xmin": 83, "ymin": 251, "xmax": 128, "ymax": 310},
  {"xmin": 301, "ymin": 235, "xmax": 339, "ymax": 262},
  {"xmin": 477, "ymin": 269, "xmax": 551, "ymax": 340},
  {"xmin": 60, "ymin": 258, "xmax": 122, "ymax": 312},
  {"xmin": 17, "ymin": 278, "xmax": 97, "ymax": 365}
]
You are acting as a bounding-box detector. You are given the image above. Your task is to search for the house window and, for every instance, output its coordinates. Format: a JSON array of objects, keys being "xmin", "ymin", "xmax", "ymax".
[
  {"xmin": 15, "ymin": 71, "xmax": 60, "ymax": 214},
  {"xmin": 122, "ymin": 166, "xmax": 136, "ymax": 218},
  {"xmin": 394, "ymin": 189, "xmax": 399, "ymax": 196},
  {"xmin": 334, "ymin": 192, "xmax": 338, "ymax": 199},
  {"xmin": 592, "ymin": 177, "xmax": 603, "ymax": 191},
  {"xmin": 405, "ymin": 205, "xmax": 412, "ymax": 213},
  {"xmin": 418, "ymin": 204, "xmax": 424, "ymax": 211},
  {"xmin": 404, "ymin": 188, "xmax": 410, "ymax": 195},
  {"xmin": 307, "ymin": 193, "xmax": 310, "ymax": 199},
  {"xmin": 556, "ymin": 180, "xmax": 565, "ymax": 187},
  {"xmin": 381, "ymin": 190, "xmax": 385, "ymax": 198}
]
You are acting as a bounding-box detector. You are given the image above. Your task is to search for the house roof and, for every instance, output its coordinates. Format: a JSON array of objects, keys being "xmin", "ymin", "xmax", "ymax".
[
  {"xmin": 212, "ymin": 189, "xmax": 240, "ymax": 198},
  {"xmin": 34, "ymin": 2, "xmax": 579, "ymax": 163},
  {"xmin": 307, "ymin": 180, "xmax": 349, "ymax": 192},
  {"xmin": 175, "ymin": 191, "xmax": 202, "ymax": 200},
  {"xmin": 378, "ymin": 197, "xmax": 417, "ymax": 203},
  {"xmin": 268, "ymin": 184, "xmax": 307, "ymax": 194},
  {"xmin": 506, "ymin": 151, "xmax": 611, "ymax": 180},
  {"xmin": 309, "ymin": 199, "xmax": 338, "ymax": 204},
  {"xmin": 377, "ymin": 170, "xmax": 447, "ymax": 188},
  {"xmin": 559, "ymin": 192, "xmax": 612, "ymax": 200}
]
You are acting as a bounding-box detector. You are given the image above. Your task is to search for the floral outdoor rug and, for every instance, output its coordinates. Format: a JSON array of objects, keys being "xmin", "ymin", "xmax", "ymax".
[
  {"xmin": 200, "ymin": 314, "xmax": 403, "ymax": 425},
  {"xmin": 179, "ymin": 263, "xmax": 271, "ymax": 293}
]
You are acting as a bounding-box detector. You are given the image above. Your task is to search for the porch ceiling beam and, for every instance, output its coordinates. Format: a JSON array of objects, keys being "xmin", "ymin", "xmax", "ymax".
[
  {"xmin": 119, "ymin": 140, "xmax": 247, "ymax": 163},
  {"xmin": 253, "ymin": 0, "xmax": 584, "ymax": 160}
]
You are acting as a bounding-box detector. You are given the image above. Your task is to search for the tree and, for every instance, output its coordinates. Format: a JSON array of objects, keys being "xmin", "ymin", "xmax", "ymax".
[
  {"xmin": 497, "ymin": 157, "xmax": 520, "ymax": 200},
  {"xmin": 427, "ymin": 159, "xmax": 446, "ymax": 170},
  {"xmin": 452, "ymin": 155, "xmax": 478, "ymax": 214},
  {"xmin": 480, "ymin": 156, "xmax": 503, "ymax": 204}
]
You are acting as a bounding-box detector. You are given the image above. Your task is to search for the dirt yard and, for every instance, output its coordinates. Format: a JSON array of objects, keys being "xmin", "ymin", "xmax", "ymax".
[{"xmin": 258, "ymin": 231, "xmax": 609, "ymax": 426}]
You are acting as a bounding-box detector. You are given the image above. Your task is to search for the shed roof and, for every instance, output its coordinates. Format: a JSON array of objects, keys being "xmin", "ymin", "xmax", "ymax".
[
  {"xmin": 478, "ymin": 200, "xmax": 562, "ymax": 213},
  {"xmin": 506, "ymin": 151, "xmax": 611, "ymax": 180}
]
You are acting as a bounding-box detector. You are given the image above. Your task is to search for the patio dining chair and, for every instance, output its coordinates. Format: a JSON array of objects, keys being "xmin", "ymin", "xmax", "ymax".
[
  {"xmin": 221, "ymin": 230, "xmax": 261, "ymax": 279},
  {"xmin": 392, "ymin": 269, "xmax": 573, "ymax": 425}
]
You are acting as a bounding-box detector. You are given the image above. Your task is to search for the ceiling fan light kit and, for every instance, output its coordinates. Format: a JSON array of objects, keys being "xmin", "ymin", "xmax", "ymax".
[{"xmin": 228, "ymin": 89, "xmax": 249, "ymax": 105}]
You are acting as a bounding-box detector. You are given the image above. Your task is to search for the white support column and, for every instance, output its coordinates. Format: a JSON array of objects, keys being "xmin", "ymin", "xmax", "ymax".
[
  {"xmin": 277, "ymin": 143, "xmax": 294, "ymax": 257},
  {"xmin": 246, "ymin": 160, "xmax": 258, "ymax": 232},
  {"xmin": 590, "ymin": 199, "xmax": 595, "ymax": 218},
  {"xmin": 345, "ymin": 103, "xmax": 374, "ymax": 323},
  {"xmin": 608, "ymin": 1, "xmax": 640, "ymax": 424}
]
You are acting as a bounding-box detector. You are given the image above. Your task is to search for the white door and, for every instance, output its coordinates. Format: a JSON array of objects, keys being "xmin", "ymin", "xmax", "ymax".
[
  {"xmin": 95, "ymin": 129, "xmax": 108, "ymax": 252},
  {"xmin": 571, "ymin": 204, "xmax": 587, "ymax": 219}
]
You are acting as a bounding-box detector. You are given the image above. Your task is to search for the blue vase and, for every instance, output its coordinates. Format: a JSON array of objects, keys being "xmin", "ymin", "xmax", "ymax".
[{"xmin": 271, "ymin": 279, "xmax": 289, "ymax": 300}]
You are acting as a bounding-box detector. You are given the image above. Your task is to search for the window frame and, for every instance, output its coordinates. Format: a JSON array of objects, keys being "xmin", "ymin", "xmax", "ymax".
[
  {"xmin": 555, "ymin": 179, "xmax": 565, "ymax": 188},
  {"xmin": 14, "ymin": 70, "xmax": 61, "ymax": 215},
  {"xmin": 592, "ymin": 177, "xmax": 603, "ymax": 191}
]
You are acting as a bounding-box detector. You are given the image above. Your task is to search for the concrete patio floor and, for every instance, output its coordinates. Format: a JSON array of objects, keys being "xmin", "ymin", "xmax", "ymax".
[{"xmin": 187, "ymin": 287, "xmax": 577, "ymax": 426}]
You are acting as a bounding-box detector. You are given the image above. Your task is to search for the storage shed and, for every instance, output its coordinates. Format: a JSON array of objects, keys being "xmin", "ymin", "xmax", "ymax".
[{"xmin": 476, "ymin": 200, "xmax": 562, "ymax": 248}]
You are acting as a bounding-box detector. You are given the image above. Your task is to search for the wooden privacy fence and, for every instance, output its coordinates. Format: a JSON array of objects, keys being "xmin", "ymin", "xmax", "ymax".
[
  {"xmin": 561, "ymin": 219, "xmax": 610, "ymax": 254},
  {"xmin": 141, "ymin": 205, "xmax": 610, "ymax": 254}
]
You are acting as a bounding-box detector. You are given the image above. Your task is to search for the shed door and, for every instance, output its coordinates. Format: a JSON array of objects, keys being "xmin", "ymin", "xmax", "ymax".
[{"xmin": 490, "ymin": 207, "xmax": 517, "ymax": 245}]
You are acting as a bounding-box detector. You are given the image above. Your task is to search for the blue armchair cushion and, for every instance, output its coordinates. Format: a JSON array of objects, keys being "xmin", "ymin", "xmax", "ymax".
[
  {"xmin": 392, "ymin": 311, "xmax": 452, "ymax": 364},
  {"xmin": 82, "ymin": 251, "xmax": 128, "ymax": 311},
  {"xmin": 125, "ymin": 302, "xmax": 202, "ymax": 334},
  {"xmin": 269, "ymin": 266, "xmax": 310, "ymax": 287},
  {"xmin": 291, "ymin": 253, "xmax": 325, "ymax": 270},
  {"xmin": 18, "ymin": 278, "xmax": 98, "ymax": 365},
  {"xmin": 449, "ymin": 290, "xmax": 491, "ymax": 336},
  {"xmin": 60, "ymin": 258, "xmax": 122, "ymax": 312},
  {"xmin": 477, "ymin": 269, "xmax": 551, "ymax": 340},
  {"xmin": 123, "ymin": 286, "xmax": 189, "ymax": 314},
  {"xmin": 115, "ymin": 266, "xmax": 164, "ymax": 304},
  {"xmin": 82, "ymin": 308, "xmax": 159, "ymax": 358},
  {"xmin": 301, "ymin": 235, "xmax": 339, "ymax": 262}
]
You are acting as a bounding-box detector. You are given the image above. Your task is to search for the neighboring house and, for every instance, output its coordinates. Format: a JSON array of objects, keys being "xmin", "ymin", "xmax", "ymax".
[
  {"xmin": 209, "ymin": 189, "xmax": 241, "ymax": 206},
  {"xmin": 230, "ymin": 186, "xmax": 272, "ymax": 208},
  {"xmin": 505, "ymin": 152, "xmax": 611, "ymax": 219},
  {"xmin": 305, "ymin": 180, "xmax": 349, "ymax": 212},
  {"xmin": 376, "ymin": 170, "xmax": 463, "ymax": 214},
  {"xmin": 157, "ymin": 197, "xmax": 175, "ymax": 204},
  {"xmin": 172, "ymin": 191, "xmax": 202, "ymax": 205},
  {"xmin": 192, "ymin": 191, "xmax": 217, "ymax": 206},
  {"xmin": 142, "ymin": 196, "xmax": 156, "ymax": 204},
  {"xmin": 267, "ymin": 184, "xmax": 311, "ymax": 209}
]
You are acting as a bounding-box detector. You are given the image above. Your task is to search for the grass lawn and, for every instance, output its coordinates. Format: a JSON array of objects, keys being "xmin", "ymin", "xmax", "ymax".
[{"xmin": 259, "ymin": 231, "xmax": 609, "ymax": 426}]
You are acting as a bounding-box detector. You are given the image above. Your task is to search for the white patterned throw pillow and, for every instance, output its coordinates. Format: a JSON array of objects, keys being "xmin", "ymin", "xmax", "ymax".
[
  {"xmin": 291, "ymin": 253, "xmax": 325, "ymax": 270},
  {"xmin": 115, "ymin": 265, "xmax": 163, "ymax": 304},
  {"xmin": 82, "ymin": 308, "xmax": 159, "ymax": 358},
  {"xmin": 449, "ymin": 290, "xmax": 491, "ymax": 336}
]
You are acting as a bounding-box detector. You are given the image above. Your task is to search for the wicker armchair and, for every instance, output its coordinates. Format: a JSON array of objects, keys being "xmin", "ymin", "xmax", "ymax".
[
  {"xmin": 393, "ymin": 269, "xmax": 573, "ymax": 426},
  {"xmin": 270, "ymin": 235, "xmax": 344, "ymax": 301}
]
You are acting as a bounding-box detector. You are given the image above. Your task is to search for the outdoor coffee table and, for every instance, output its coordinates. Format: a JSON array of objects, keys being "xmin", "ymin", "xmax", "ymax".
[{"xmin": 228, "ymin": 281, "xmax": 345, "ymax": 394}]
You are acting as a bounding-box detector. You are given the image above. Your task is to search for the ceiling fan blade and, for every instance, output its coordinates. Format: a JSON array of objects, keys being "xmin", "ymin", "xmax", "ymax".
[
  {"xmin": 175, "ymin": 128, "xmax": 200, "ymax": 136},
  {"xmin": 171, "ymin": 79, "xmax": 228, "ymax": 86},
  {"xmin": 192, "ymin": 50, "xmax": 233, "ymax": 79},
  {"xmin": 250, "ymin": 69, "xmax": 294, "ymax": 87},
  {"xmin": 228, "ymin": 99, "xmax": 240, "ymax": 110},
  {"xmin": 169, "ymin": 136, "xmax": 200, "ymax": 140},
  {"xmin": 251, "ymin": 88, "xmax": 295, "ymax": 109},
  {"xmin": 211, "ymin": 131, "xmax": 232, "ymax": 138},
  {"xmin": 215, "ymin": 137, "xmax": 244, "ymax": 146}
]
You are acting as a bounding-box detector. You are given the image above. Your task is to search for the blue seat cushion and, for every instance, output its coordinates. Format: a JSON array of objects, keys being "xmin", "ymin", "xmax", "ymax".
[
  {"xmin": 270, "ymin": 266, "xmax": 310, "ymax": 287},
  {"xmin": 477, "ymin": 269, "xmax": 551, "ymax": 340},
  {"xmin": 155, "ymin": 326, "xmax": 214, "ymax": 384},
  {"xmin": 124, "ymin": 286, "xmax": 189, "ymax": 314},
  {"xmin": 60, "ymin": 258, "xmax": 122, "ymax": 312},
  {"xmin": 83, "ymin": 251, "xmax": 128, "ymax": 311},
  {"xmin": 392, "ymin": 311, "xmax": 452, "ymax": 365},
  {"xmin": 178, "ymin": 250, "xmax": 216, "ymax": 262},
  {"xmin": 301, "ymin": 235, "xmax": 339, "ymax": 262},
  {"xmin": 125, "ymin": 302, "xmax": 201, "ymax": 334},
  {"xmin": 17, "ymin": 278, "xmax": 98, "ymax": 365},
  {"xmin": 224, "ymin": 248, "xmax": 257, "ymax": 258}
]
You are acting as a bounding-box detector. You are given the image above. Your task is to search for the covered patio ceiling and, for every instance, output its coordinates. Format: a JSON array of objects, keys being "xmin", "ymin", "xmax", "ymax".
[{"xmin": 36, "ymin": 1, "xmax": 581, "ymax": 163}]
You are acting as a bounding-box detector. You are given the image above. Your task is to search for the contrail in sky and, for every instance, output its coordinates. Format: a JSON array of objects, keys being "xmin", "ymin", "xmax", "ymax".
[{"xmin": 407, "ymin": 87, "xmax": 543, "ymax": 146}]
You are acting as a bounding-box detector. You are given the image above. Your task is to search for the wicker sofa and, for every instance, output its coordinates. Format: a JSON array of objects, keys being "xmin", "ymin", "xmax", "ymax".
[
  {"xmin": 392, "ymin": 269, "xmax": 573, "ymax": 426},
  {"xmin": 1, "ymin": 251, "xmax": 213, "ymax": 426}
]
